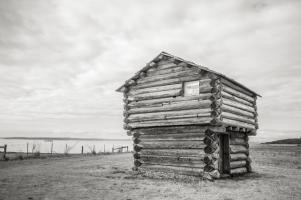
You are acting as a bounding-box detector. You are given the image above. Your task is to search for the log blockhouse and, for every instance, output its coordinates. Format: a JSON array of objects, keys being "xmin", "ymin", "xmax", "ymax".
[{"xmin": 116, "ymin": 52, "xmax": 260, "ymax": 179}]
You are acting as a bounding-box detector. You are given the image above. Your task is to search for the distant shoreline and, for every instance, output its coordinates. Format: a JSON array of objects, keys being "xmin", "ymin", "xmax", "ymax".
[
  {"xmin": 1, "ymin": 137, "xmax": 130, "ymax": 141},
  {"xmin": 262, "ymin": 138, "xmax": 301, "ymax": 145}
]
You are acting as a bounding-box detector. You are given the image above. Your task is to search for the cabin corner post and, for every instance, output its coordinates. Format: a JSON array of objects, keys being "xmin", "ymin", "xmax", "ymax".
[
  {"xmin": 132, "ymin": 130, "xmax": 142, "ymax": 171},
  {"xmin": 210, "ymin": 77, "xmax": 223, "ymax": 126},
  {"xmin": 123, "ymin": 86, "xmax": 130, "ymax": 130},
  {"xmin": 203, "ymin": 128, "xmax": 220, "ymax": 180}
]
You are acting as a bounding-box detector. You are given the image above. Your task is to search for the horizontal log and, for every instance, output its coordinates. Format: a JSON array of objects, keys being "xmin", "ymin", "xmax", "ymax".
[
  {"xmin": 128, "ymin": 84, "xmax": 182, "ymax": 96},
  {"xmin": 223, "ymin": 114, "xmax": 256, "ymax": 125},
  {"xmin": 137, "ymin": 70, "xmax": 200, "ymax": 84},
  {"xmin": 139, "ymin": 155, "xmax": 205, "ymax": 167},
  {"xmin": 139, "ymin": 140, "xmax": 206, "ymax": 149},
  {"xmin": 138, "ymin": 132, "xmax": 206, "ymax": 140},
  {"xmin": 139, "ymin": 164, "xmax": 203, "ymax": 176},
  {"xmin": 223, "ymin": 118, "xmax": 256, "ymax": 130},
  {"xmin": 230, "ymin": 153, "xmax": 248, "ymax": 161},
  {"xmin": 221, "ymin": 105, "xmax": 255, "ymax": 118},
  {"xmin": 156, "ymin": 60, "xmax": 182, "ymax": 68},
  {"xmin": 128, "ymin": 93, "xmax": 212, "ymax": 108},
  {"xmin": 229, "ymin": 132, "xmax": 246, "ymax": 138},
  {"xmin": 230, "ymin": 137, "xmax": 247, "ymax": 145},
  {"xmin": 222, "ymin": 99, "xmax": 256, "ymax": 113},
  {"xmin": 199, "ymin": 84, "xmax": 213, "ymax": 94},
  {"xmin": 222, "ymin": 85, "xmax": 255, "ymax": 103},
  {"xmin": 230, "ymin": 145, "xmax": 249, "ymax": 154},
  {"xmin": 221, "ymin": 91, "xmax": 253, "ymax": 107},
  {"xmin": 128, "ymin": 100, "xmax": 212, "ymax": 114},
  {"xmin": 128, "ymin": 89, "xmax": 182, "ymax": 101},
  {"xmin": 136, "ymin": 149, "xmax": 205, "ymax": 157},
  {"xmin": 156, "ymin": 62, "xmax": 178, "ymax": 70},
  {"xmin": 135, "ymin": 125, "xmax": 222, "ymax": 135},
  {"xmin": 230, "ymin": 167, "xmax": 247, "ymax": 175},
  {"xmin": 128, "ymin": 117, "xmax": 212, "ymax": 128},
  {"xmin": 221, "ymin": 78, "xmax": 255, "ymax": 97},
  {"xmin": 128, "ymin": 109, "xmax": 212, "ymax": 123},
  {"xmin": 133, "ymin": 135, "xmax": 205, "ymax": 143},
  {"xmin": 131, "ymin": 74, "xmax": 207, "ymax": 89},
  {"xmin": 230, "ymin": 160, "xmax": 247, "ymax": 169},
  {"xmin": 147, "ymin": 66, "xmax": 188, "ymax": 76},
  {"xmin": 222, "ymin": 112, "xmax": 255, "ymax": 124}
]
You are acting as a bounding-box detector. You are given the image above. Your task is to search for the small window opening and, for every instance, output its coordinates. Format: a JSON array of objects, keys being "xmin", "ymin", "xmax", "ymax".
[{"xmin": 183, "ymin": 81, "xmax": 199, "ymax": 96}]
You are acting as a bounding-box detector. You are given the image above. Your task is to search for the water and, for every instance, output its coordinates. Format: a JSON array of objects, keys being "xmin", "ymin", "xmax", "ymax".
[{"xmin": 0, "ymin": 138, "xmax": 133, "ymax": 154}]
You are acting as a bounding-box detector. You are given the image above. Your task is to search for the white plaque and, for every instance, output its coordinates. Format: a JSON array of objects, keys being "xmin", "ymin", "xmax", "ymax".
[{"xmin": 184, "ymin": 81, "xmax": 199, "ymax": 96}]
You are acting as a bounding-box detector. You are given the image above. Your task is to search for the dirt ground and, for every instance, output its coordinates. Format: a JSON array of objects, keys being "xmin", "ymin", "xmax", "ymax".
[{"xmin": 0, "ymin": 144, "xmax": 300, "ymax": 200}]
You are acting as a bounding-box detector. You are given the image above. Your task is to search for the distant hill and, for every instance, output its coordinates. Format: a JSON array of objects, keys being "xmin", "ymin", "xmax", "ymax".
[{"xmin": 263, "ymin": 138, "xmax": 301, "ymax": 144}]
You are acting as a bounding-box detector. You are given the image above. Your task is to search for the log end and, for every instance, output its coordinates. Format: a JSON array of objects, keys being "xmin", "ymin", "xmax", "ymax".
[{"xmin": 134, "ymin": 159, "xmax": 142, "ymax": 167}]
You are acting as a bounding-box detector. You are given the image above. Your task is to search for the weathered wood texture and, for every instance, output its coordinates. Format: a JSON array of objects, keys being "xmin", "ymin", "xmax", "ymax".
[
  {"xmin": 203, "ymin": 129, "xmax": 220, "ymax": 179},
  {"xmin": 229, "ymin": 133, "xmax": 251, "ymax": 173},
  {"xmin": 123, "ymin": 57, "xmax": 258, "ymax": 131},
  {"xmin": 132, "ymin": 126, "xmax": 206, "ymax": 175},
  {"xmin": 138, "ymin": 155, "xmax": 205, "ymax": 168},
  {"xmin": 220, "ymin": 79, "xmax": 258, "ymax": 132},
  {"xmin": 123, "ymin": 58, "xmax": 219, "ymax": 129}
]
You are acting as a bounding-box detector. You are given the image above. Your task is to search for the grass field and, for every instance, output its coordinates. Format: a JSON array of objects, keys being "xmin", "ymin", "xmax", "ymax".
[{"xmin": 0, "ymin": 144, "xmax": 300, "ymax": 200}]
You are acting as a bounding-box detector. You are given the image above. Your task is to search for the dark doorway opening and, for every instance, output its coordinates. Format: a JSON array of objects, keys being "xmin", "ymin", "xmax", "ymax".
[{"xmin": 219, "ymin": 134, "xmax": 230, "ymax": 174}]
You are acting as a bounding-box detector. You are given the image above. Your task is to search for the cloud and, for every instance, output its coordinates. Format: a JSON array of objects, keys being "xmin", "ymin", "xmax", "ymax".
[{"xmin": 0, "ymin": 0, "xmax": 300, "ymax": 140}]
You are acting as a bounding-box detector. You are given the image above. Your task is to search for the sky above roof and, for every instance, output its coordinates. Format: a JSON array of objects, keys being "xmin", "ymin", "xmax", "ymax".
[{"xmin": 0, "ymin": 0, "xmax": 300, "ymax": 141}]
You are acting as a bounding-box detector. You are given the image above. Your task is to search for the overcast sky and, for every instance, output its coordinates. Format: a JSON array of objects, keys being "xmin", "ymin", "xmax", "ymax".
[{"xmin": 0, "ymin": 0, "xmax": 300, "ymax": 141}]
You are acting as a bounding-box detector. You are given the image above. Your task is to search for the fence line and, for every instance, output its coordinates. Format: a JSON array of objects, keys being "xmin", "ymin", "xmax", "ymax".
[{"xmin": 1, "ymin": 142, "xmax": 131, "ymax": 156}]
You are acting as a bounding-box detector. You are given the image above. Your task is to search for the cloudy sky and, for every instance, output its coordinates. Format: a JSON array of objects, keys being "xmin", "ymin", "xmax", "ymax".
[{"xmin": 0, "ymin": 0, "xmax": 300, "ymax": 141}]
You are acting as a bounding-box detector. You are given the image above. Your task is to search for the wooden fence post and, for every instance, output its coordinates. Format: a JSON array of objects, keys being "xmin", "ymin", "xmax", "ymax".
[
  {"xmin": 103, "ymin": 144, "xmax": 105, "ymax": 153},
  {"xmin": 81, "ymin": 146, "xmax": 84, "ymax": 155},
  {"xmin": 50, "ymin": 141, "xmax": 53, "ymax": 155},
  {"xmin": 26, "ymin": 143, "xmax": 29, "ymax": 156},
  {"xmin": 3, "ymin": 144, "xmax": 7, "ymax": 159},
  {"xmin": 65, "ymin": 144, "xmax": 68, "ymax": 154}
]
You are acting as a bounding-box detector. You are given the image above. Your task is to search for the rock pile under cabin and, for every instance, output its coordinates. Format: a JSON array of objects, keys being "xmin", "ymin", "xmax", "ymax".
[{"xmin": 116, "ymin": 51, "xmax": 260, "ymax": 180}]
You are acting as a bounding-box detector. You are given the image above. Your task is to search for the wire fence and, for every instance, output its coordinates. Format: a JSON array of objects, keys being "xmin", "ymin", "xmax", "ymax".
[{"xmin": 0, "ymin": 139, "xmax": 132, "ymax": 154}]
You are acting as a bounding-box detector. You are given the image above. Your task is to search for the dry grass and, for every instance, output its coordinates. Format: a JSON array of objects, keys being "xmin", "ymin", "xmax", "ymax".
[{"xmin": 0, "ymin": 144, "xmax": 300, "ymax": 200}]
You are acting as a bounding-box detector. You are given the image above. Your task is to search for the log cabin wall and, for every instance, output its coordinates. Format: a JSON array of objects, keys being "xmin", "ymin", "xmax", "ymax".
[
  {"xmin": 131, "ymin": 126, "xmax": 208, "ymax": 177},
  {"xmin": 229, "ymin": 132, "xmax": 252, "ymax": 175},
  {"xmin": 123, "ymin": 57, "xmax": 222, "ymax": 129},
  {"xmin": 220, "ymin": 78, "xmax": 258, "ymax": 132}
]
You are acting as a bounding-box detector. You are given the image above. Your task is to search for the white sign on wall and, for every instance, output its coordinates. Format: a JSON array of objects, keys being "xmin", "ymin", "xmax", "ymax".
[{"xmin": 184, "ymin": 81, "xmax": 199, "ymax": 96}]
